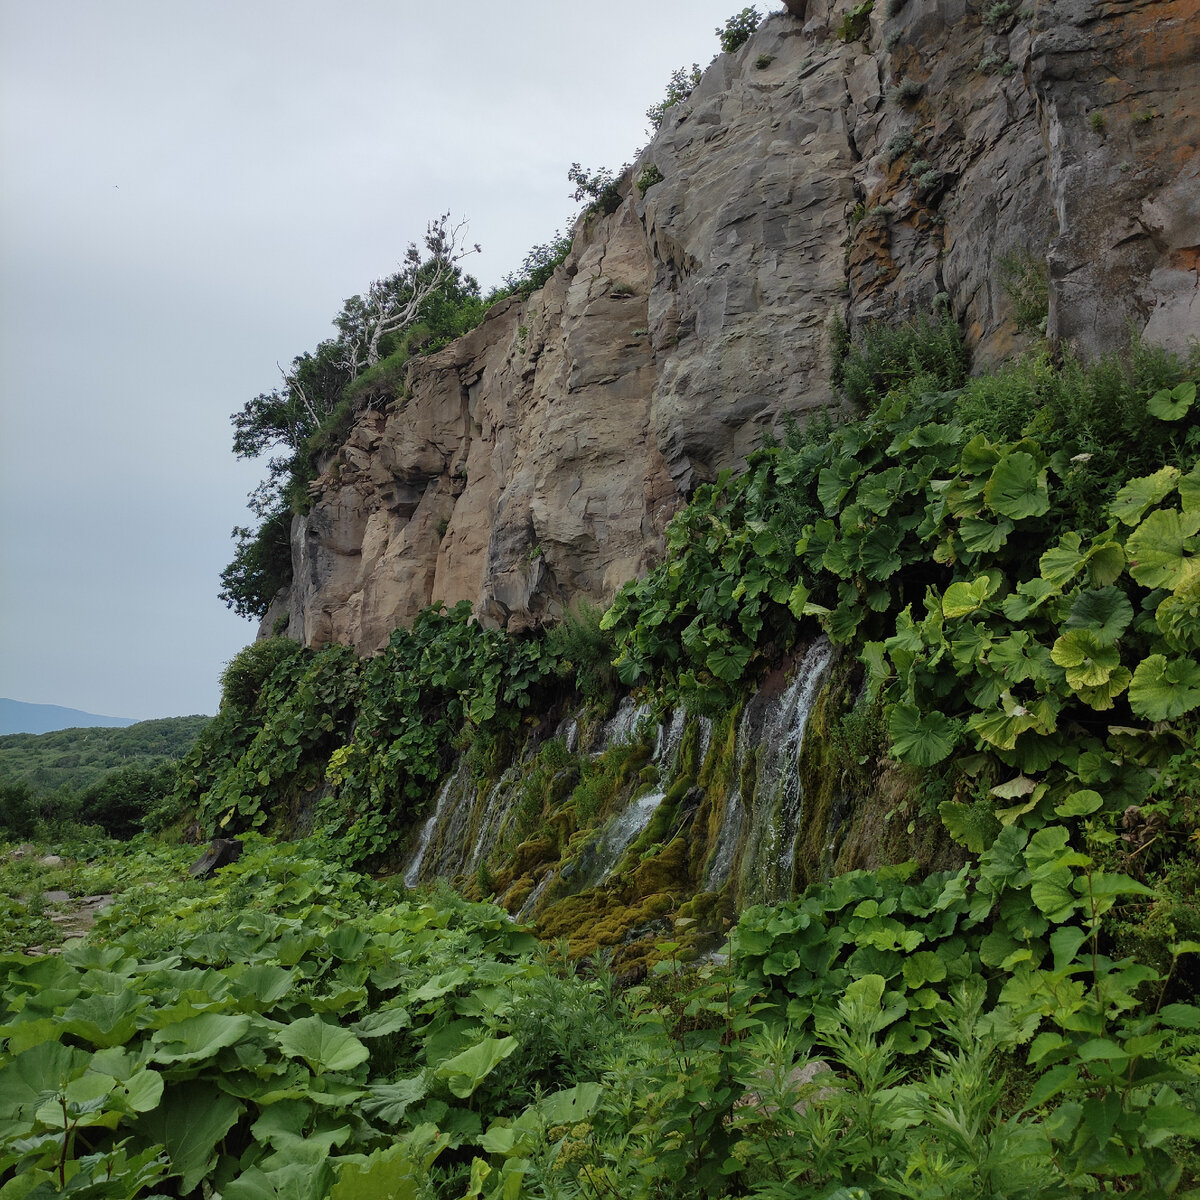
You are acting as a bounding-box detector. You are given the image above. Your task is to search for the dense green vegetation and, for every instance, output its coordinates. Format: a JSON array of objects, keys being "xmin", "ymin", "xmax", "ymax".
[
  {"xmin": 0, "ymin": 719, "xmax": 209, "ymax": 796},
  {"xmin": 2, "ymin": 819, "xmax": 1198, "ymax": 1198},
  {"xmin": 0, "ymin": 719, "xmax": 209, "ymax": 842},
  {"xmin": 118, "ymin": 304, "xmax": 1200, "ymax": 1195}
]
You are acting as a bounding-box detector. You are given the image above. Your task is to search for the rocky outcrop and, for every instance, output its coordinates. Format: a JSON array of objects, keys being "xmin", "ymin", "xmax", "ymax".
[{"xmin": 270, "ymin": 0, "xmax": 1199, "ymax": 653}]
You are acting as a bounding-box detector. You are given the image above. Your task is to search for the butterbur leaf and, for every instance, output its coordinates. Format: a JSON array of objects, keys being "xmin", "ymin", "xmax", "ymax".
[
  {"xmin": 888, "ymin": 704, "xmax": 959, "ymax": 766},
  {"xmin": 1002, "ymin": 576, "xmax": 1060, "ymax": 621},
  {"xmin": 938, "ymin": 801, "xmax": 997, "ymax": 852},
  {"xmin": 1054, "ymin": 789, "xmax": 1103, "ymax": 817},
  {"xmin": 538, "ymin": 1082, "xmax": 603, "ymax": 1124},
  {"xmin": 985, "ymin": 452, "xmax": 1050, "ymax": 520},
  {"xmin": 152, "ymin": 1012, "xmax": 253, "ymax": 1065},
  {"xmin": 1125, "ymin": 508, "xmax": 1200, "ymax": 591},
  {"xmin": 1128, "ymin": 654, "xmax": 1200, "ymax": 721},
  {"xmin": 706, "ymin": 640, "xmax": 753, "ymax": 683},
  {"xmin": 1087, "ymin": 540, "xmax": 1125, "ymax": 587},
  {"xmin": 1155, "ymin": 575, "xmax": 1200, "ymax": 650},
  {"xmin": 991, "ymin": 775, "xmax": 1038, "ymax": 799},
  {"xmin": 959, "ymin": 515, "xmax": 1013, "ymax": 553},
  {"xmin": 942, "ymin": 577, "xmax": 991, "ymax": 619},
  {"xmin": 434, "ymin": 1036, "xmax": 519, "ymax": 1099},
  {"xmin": 1179, "ymin": 461, "xmax": 1200, "ymax": 512},
  {"xmin": 1147, "ymin": 380, "xmax": 1197, "ymax": 421},
  {"xmin": 136, "ymin": 1080, "xmax": 244, "ymax": 1194},
  {"xmin": 1073, "ymin": 666, "xmax": 1132, "ymax": 710},
  {"xmin": 1050, "ymin": 630, "xmax": 1123, "ymax": 689},
  {"xmin": 1064, "ymin": 587, "xmax": 1134, "ymax": 645},
  {"xmin": 1110, "ymin": 466, "xmax": 1179, "ymax": 525},
  {"xmin": 363, "ymin": 1075, "xmax": 428, "ymax": 1126},
  {"xmin": 275, "ymin": 1016, "xmax": 370, "ymax": 1074},
  {"xmin": 1040, "ymin": 533, "xmax": 1089, "ymax": 586}
]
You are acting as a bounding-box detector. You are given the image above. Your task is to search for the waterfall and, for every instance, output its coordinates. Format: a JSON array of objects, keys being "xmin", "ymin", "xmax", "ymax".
[
  {"xmin": 653, "ymin": 707, "xmax": 687, "ymax": 777},
  {"xmin": 705, "ymin": 637, "xmax": 834, "ymax": 903},
  {"xmin": 702, "ymin": 704, "xmax": 755, "ymax": 892},
  {"xmin": 579, "ymin": 789, "xmax": 666, "ymax": 890},
  {"xmin": 404, "ymin": 756, "xmax": 475, "ymax": 885},
  {"xmin": 776, "ymin": 638, "xmax": 836, "ymax": 882},
  {"xmin": 403, "ymin": 769, "xmax": 457, "ymax": 886},
  {"xmin": 601, "ymin": 696, "xmax": 652, "ymax": 749},
  {"xmin": 469, "ymin": 765, "xmax": 522, "ymax": 870}
]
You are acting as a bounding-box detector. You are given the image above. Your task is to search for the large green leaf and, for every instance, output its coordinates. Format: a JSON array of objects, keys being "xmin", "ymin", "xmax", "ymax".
[
  {"xmin": 136, "ymin": 1079, "xmax": 244, "ymax": 1194},
  {"xmin": 888, "ymin": 704, "xmax": 959, "ymax": 766},
  {"xmin": 151, "ymin": 1012, "xmax": 253, "ymax": 1065},
  {"xmin": 1125, "ymin": 508, "xmax": 1200, "ymax": 591},
  {"xmin": 1146, "ymin": 380, "xmax": 1196, "ymax": 421},
  {"xmin": 706, "ymin": 640, "xmax": 753, "ymax": 683},
  {"xmin": 942, "ymin": 577, "xmax": 991, "ymax": 619},
  {"xmin": 362, "ymin": 1074, "xmax": 428, "ymax": 1126},
  {"xmin": 0, "ymin": 1041, "xmax": 89, "ymax": 1134},
  {"xmin": 433, "ymin": 1036, "xmax": 519, "ymax": 1099},
  {"xmin": 1063, "ymin": 587, "xmax": 1133, "ymax": 645},
  {"xmin": 275, "ymin": 1016, "xmax": 370, "ymax": 1075},
  {"xmin": 1110, "ymin": 466, "xmax": 1179, "ymax": 525},
  {"xmin": 1156, "ymin": 574, "xmax": 1200, "ymax": 650},
  {"xmin": 959, "ymin": 515, "xmax": 1013, "ymax": 553},
  {"xmin": 1050, "ymin": 630, "xmax": 1123, "ymax": 689},
  {"xmin": 985, "ymin": 452, "xmax": 1050, "ymax": 520},
  {"xmin": 1128, "ymin": 654, "xmax": 1200, "ymax": 721},
  {"xmin": 224, "ymin": 1162, "xmax": 336, "ymax": 1200},
  {"xmin": 58, "ymin": 990, "xmax": 145, "ymax": 1049}
]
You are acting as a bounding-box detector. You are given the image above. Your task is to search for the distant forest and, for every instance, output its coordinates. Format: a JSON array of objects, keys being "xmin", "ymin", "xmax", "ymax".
[{"xmin": 0, "ymin": 716, "xmax": 209, "ymax": 796}]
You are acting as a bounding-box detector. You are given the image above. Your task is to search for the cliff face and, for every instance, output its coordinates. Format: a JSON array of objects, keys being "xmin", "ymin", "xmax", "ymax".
[{"xmin": 270, "ymin": 0, "xmax": 1199, "ymax": 652}]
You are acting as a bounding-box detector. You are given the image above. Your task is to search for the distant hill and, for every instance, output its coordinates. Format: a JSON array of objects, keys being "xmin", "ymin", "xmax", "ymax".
[
  {"xmin": 0, "ymin": 698, "xmax": 138, "ymax": 736},
  {"xmin": 0, "ymin": 714, "xmax": 211, "ymax": 795}
]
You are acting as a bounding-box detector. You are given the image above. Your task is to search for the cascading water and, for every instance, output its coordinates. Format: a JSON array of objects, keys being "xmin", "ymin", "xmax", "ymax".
[
  {"xmin": 702, "ymin": 637, "xmax": 834, "ymax": 904},
  {"xmin": 601, "ymin": 696, "xmax": 652, "ymax": 749},
  {"xmin": 578, "ymin": 789, "xmax": 666, "ymax": 890},
  {"xmin": 403, "ymin": 768, "xmax": 458, "ymax": 886},
  {"xmin": 469, "ymin": 765, "xmax": 521, "ymax": 870},
  {"xmin": 702, "ymin": 704, "xmax": 755, "ymax": 892},
  {"xmin": 405, "ymin": 756, "xmax": 476, "ymax": 885}
]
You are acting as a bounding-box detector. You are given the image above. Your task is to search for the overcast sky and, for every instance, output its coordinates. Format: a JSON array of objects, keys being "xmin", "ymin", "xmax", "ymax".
[{"xmin": 0, "ymin": 0, "xmax": 759, "ymax": 720}]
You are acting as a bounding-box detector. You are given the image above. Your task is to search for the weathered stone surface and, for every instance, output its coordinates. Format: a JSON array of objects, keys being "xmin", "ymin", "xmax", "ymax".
[{"xmin": 269, "ymin": 0, "xmax": 1199, "ymax": 653}]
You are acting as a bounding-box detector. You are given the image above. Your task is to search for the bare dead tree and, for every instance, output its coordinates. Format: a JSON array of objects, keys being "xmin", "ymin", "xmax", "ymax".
[{"xmin": 334, "ymin": 213, "xmax": 480, "ymax": 378}]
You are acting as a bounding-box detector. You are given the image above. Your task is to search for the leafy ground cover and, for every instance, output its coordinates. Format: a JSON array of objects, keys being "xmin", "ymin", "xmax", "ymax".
[
  {"xmin": 2, "ymin": 834, "xmax": 1199, "ymax": 1198},
  {"xmin": 14, "ymin": 310, "xmax": 1199, "ymax": 1195}
]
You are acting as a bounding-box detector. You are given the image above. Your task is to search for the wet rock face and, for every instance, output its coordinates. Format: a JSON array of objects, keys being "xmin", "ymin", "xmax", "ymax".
[{"xmin": 272, "ymin": 0, "xmax": 1199, "ymax": 653}]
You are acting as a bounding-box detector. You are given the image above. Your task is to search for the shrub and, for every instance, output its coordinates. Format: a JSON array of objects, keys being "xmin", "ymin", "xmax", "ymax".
[
  {"xmin": 636, "ymin": 165, "xmax": 664, "ymax": 195},
  {"xmin": 838, "ymin": 306, "xmax": 967, "ymax": 408},
  {"xmin": 716, "ymin": 6, "xmax": 761, "ymax": 53},
  {"xmin": 884, "ymin": 130, "xmax": 914, "ymax": 162},
  {"xmin": 837, "ymin": 0, "xmax": 874, "ymax": 42},
  {"xmin": 646, "ymin": 64, "xmax": 702, "ymax": 131},
  {"xmin": 218, "ymin": 505, "xmax": 295, "ymax": 621},
  {"xmin": 499, "ymin": 232, "xmax": 572, "ymax": 298},
  {"xmin": 547, "ymin": 601, "xmax": 618, "ymax": 702},
  {"xmin": 567, "ymin": 163, "xmax": 623, "ymax": 217},
  {"xmin": 75, "ymin": 761, "xmax": 179, "ymax": 839},
  {"xmin": 219, "ymin": 637, "xmax": 305, "ymax": 714},
  {"xmin": 982, "ymin": 0, "xmax": 1017, "ymax": 29},
  {"xmin": 0, "ymin": 780, "xmax": 40, "ymax": 839},
  {"xmin": 998, "ymin": 249, "xmax": 1049, "ymax": 333}
]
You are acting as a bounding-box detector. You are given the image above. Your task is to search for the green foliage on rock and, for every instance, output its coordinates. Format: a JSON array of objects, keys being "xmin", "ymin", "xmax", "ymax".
[{"xmin": 717, "ymin": 6, "xmax": 762, "ymax": 53}]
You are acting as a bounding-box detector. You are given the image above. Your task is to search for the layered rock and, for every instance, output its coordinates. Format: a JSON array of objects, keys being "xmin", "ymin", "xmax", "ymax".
[{"xmin": 270, "ymin": 0, "xmax": 1199, "ymax": 652}]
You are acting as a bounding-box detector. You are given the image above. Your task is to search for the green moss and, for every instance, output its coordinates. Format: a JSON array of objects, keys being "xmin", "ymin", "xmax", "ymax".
[{"xmin": 792, "ymin": 680, "xmax": 839, "ymax": 892}]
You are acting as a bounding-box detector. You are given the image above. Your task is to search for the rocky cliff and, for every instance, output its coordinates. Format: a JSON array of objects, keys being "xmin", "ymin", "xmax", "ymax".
[{"xmin": 269, "ymin": 0, "xmax": 1199, "ymax": 652}]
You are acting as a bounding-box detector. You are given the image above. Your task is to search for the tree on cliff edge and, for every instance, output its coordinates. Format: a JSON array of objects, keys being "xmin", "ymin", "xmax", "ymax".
[{"xmin": 221, "ymin": 215, "xmax": 480, "ymax": 621}]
